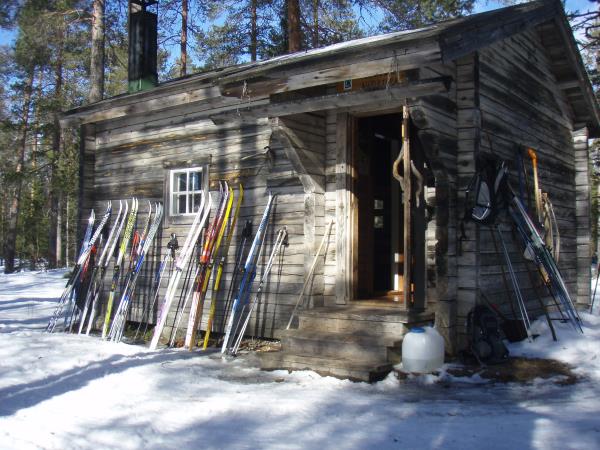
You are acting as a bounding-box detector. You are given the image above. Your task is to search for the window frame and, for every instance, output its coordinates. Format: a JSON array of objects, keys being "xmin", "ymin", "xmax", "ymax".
[{"xmin": 168, "ymin": 165, "xmax": 208, "ymax": 217}]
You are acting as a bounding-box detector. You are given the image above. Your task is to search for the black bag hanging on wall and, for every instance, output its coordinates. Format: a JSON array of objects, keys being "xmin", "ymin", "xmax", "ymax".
[{"xmin": 465, "ymin": 155, "xmax": 509, "ymax": 226}]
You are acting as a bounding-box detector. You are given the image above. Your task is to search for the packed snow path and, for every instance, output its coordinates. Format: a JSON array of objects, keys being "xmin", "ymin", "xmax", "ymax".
[{"xmin": 1, "ymin": 269, "xmax": 600, "ymax": 449}]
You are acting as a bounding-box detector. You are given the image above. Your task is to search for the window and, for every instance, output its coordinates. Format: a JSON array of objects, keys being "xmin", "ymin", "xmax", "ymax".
[{"xmin": 169, "ymin": 166, "xmax": 207, "ymax": 216}]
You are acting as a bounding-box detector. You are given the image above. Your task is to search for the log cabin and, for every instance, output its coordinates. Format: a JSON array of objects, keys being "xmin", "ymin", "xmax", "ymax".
[{"xmin": 61, "ymin": 0, "xmax": 600, "ymax": 381}]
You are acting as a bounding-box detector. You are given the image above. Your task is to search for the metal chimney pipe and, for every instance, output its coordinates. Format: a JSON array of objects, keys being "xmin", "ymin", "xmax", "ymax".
[{"xmin": 128, "ymin": 0, "xmax": 158, "ymax": 93}]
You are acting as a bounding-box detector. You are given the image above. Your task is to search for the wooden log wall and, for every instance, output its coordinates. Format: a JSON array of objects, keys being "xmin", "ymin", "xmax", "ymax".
[
  {"xmin": 465, "ymin": 28, "xmax": 584, "ymax": 343},
  {"xmin": 324, "ymin": 109, "xmax": 339, "ymax": 306},
  {"xmin": 78, "ymin": 124, "xmax": 96, "ymax": 244},
  {"xmin": 84, "ymin": 106, "xmax": 326, "ymax": 342},
  {"xmin": 454, "ymin": 52, "xmax": 481, "ymax": 349}
]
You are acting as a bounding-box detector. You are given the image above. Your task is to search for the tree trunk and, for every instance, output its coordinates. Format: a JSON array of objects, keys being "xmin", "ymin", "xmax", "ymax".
[
  {"xmin": 180, "ymin": 0, "xmax": 188, "ymax": 76},
  {"xmin": 250, "ymin": 0, "xmax": 257, "ymax": 61},
  {"xmin": 287, "ymin": 0, "xmax": 301, "ymax": 53},
  {"xmin": 89, "ymin": 0, "xmax": 105, "ymax": 103},
  {"xmin": 312, "ymin": 0, "xmax": 318, "ymax": 48},
  {"xmin": 56, "ymin": 195, "xmax": 62, "ymax": 265},
  {"xmin": 66, "ymin": 196, "xmax": 70, "ymax": 267},
  {"xmin": 4, "ymin": 68, "xmax": 35, "ymax": 274},
  {"xmin": 48, "ymin": 34, "xmax": 64, "ymax": 269},
  {"xmin": 48, "ymin": 116, "xmax": 62, "ymax": 268}
]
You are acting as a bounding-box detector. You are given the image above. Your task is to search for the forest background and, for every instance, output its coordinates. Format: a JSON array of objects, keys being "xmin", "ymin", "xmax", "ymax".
[{"xmin": 0, "ymin": 0, "xmax": 598, "ymax": 274}]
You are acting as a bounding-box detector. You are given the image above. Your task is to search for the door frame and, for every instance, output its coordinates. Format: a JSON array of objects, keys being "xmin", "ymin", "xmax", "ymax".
[{"xmin": 335, "ymin": 110, "xmax": 427, "ymax": 308}]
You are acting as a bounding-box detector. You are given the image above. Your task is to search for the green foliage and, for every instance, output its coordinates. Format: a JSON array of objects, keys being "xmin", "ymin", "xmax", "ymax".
[
  {"xmin": 0, "ymin": 0, "xmax": 20, "ymax": 28},
  {"xmin": 0, "ymin": 0, "xmax": 88, "ymax": 269},
  {"xmin": 371, "ymin": 0, "xmax": 474, "ymax": 32}
]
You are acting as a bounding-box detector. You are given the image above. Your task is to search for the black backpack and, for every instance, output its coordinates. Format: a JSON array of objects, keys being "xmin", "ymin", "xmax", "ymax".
[
  {"xmin": 465, "ymin": 155, "xmax": 508, "ymax": 225},
  {"xmin": 467, "ymin": 305, "xmax": 509, "ymax": 364}
]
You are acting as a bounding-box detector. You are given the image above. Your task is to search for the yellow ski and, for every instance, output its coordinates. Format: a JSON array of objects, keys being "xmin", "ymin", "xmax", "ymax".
[{"xmin": 202, "ymin": 184, "xmax": 243, "ymax": 349}]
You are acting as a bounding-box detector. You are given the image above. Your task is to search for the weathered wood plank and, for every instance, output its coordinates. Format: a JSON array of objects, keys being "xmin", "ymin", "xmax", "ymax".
[{"xmin": 211, "ymin": 79, "xmax": 450, "ymax": 121}]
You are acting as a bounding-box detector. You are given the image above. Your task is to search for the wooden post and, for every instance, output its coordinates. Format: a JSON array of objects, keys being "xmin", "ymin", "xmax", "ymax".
[
  {"xmin": 573, "ymin": 127, "xmax": 591, "ymax": 308},
  {"xmin": 402, "ymin": 105, "xmax": 412, "ymax": 306}
]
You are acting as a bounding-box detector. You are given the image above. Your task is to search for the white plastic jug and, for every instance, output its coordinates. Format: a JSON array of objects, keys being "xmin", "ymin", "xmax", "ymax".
[{"xmin": 401, "ymin": 326, "xmax": 445, "ymax": 373}]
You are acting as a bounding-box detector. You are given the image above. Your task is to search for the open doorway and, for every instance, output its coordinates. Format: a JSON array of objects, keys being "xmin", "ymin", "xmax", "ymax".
[{"xmin": 353, "ymin": 113, "xmax": 429, "ymax": 305}]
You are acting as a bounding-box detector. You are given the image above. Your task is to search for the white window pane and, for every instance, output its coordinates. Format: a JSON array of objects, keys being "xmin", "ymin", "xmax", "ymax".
[
  {"xmin": 170, "ymin": 166, "xmax": 207, "ymax": 216},
  {"xmin": 177, "ymin": 194, "xmax": 187, "ymax": 214},
  {"xmin": 178, "ymin": 173, "xmax": 187, "ymax": 192},
  {"xmin": 193, "ymin": 193, "xmax": 202, "ymax": 211},
  {"xmin": 190, "ymin": 171, "xmax": 201, "ymax": 191}
]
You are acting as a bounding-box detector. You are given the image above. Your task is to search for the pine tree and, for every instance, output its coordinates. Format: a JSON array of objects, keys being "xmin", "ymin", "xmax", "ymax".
[
  {"xmin": 89, "ymin": 0, "xmax": 106, "ymax": 103},
  {"xmin": 364, "ymin": 0, "xmax": 474, "ymax": 32}
]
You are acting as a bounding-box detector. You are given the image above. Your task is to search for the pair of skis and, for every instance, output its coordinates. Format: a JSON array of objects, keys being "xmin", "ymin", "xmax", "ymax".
[
  {"xmin": 179, "ymin": 182, "xmax": 233, "ymax": 349},
  {"xmin": 201, "ymin": 189, "xmax": 245, "ymax": 350},
  {"xmin": 101, "ymin": 199, "xmax": 140, "ymax": 339},
  {"xmin": 157, "ymin": 182, "xmax": 246, "ymax": 350},
  {"xmin": 78, "ymin": 200, "xmax": 128, "ymax": 335},
  {"xmin": 221, "ymin": 193, "xmax": 276, "ymax": 354},
  {"xmin": 168, "ymin": 182, "xmax": 227, "ymax": 347},
  {"xmin": 149, "ymin": 192, "xmax": 212, "ymax": 350},
  {"xmin": 229, "ymin": 226, "xmax": 288, "ymax": 356},
  {"xmin": 47, "ymin": 203, "xmax": 112, "ymax": 332},
  {"xmin": 108, "ymin": 202, "xmax": 164, "ymax": 342},
  {"xmin": 507, "ymin": 192, "xmax": 582, "ymax": 333},
  {"xmin": 184, "ymin": 182, "xmax": 238, "ymax": 350}
]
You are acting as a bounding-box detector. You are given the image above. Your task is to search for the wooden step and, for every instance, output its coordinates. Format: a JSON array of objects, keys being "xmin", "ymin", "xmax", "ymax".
[
  {"xmin": 293, "ymin": 306, "xmax": 433, "ymax": 339},
  {"xmin": 279, "ymin": 329, "xmax": 397, "ymax": 364},
  {"xmin": 259, "ymin": 351, "xmax": 393, "ymax": 383},
  {"xmin": 297, "ymin": 314, "xmax": 407, "ymax": 339},
  {"xmin": 263, "ymin": 304, "xmax": 435, "ymax": 382},
  {"xmin": 297, "ymin": 305, "xmax": 434, "ymax": 323}
]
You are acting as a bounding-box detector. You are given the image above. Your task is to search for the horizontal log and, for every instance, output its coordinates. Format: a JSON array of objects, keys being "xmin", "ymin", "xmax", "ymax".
[
  {"xmin": 211, "ymin": 78, "xmax": 450, "ymax": 121},
  {"xmin": 220, "ymin": 47, "xmax": 440, "ymax": 97},
  {"xmin": 61, "ymin": 86, "xmax": 223, "ymax": 127}
]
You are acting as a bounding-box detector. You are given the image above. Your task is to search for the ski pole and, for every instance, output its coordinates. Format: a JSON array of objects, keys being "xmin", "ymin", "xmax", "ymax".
[
  {"xmin": 134, "ymin": 233, "xmax": 178, "ymax": 341},
  {"xmin": 496, "ymin": 225, "xmax": 533, "ymax": 342},
  {"xmin": 286, "ymin": 219, "xmax": 334, "ymax": 330},
  {"xmin": 221, "ymin": 194, "xmax": 275, "ymax": 354},
  {"xmin": 231, "ymin": 227, "xmax": 288, "ymax": 355}
]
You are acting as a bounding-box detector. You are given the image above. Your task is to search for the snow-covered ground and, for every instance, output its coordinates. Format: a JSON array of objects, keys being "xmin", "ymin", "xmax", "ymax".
[{"xmin": 1, "ymin": 270, "xmax": 600, "ymax": 450}]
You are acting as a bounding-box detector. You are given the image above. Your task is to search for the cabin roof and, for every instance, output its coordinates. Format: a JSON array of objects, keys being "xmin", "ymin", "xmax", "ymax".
[{"xmin": 62, "ymin": 0, "xmax": 600, "ymax": 136}]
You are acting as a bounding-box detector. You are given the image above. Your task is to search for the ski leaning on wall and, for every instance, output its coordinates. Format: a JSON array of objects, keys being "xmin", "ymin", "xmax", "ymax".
[
  {"xmin": 78, "ymin": 201, "xmax": 125, "ymax": 335},
  {"xmin": 222, "ymin": 193, "xmax": 275, "ymax": 354},
  {"xmin": 47, "ymin": 202, "xmax": 112, "ymax": 333},
  {"xmin": 168, "ymin": 184, "xmax": 227, "ymax": 345},
  {"xmin": 508, "ymin": 192, "xmax": 582, "ymax": 333},
  {"xmin": 149, "ymin": 192, "xmax": 212, "ymax": 350},
  {"xmin": 202, "ymin": 184, "xmax": 244, "ymax": 350},
  {"xmin": 230, "ymin": 226, "xmax": 288, "ymax": 356},
  {"xmin": 109, "ymin": 202, "xmax": 164, "ymax": 343},
  {"xmin": 134, "ymin": 233, "xmax": 179, "ymax": 342},
  {"xmin": 102, "ymin": 199, "xmax": 139, "ymax": 339},
  {"xmin": 185, "ymin": 182, "xmax": 234, "ymax": 350}
]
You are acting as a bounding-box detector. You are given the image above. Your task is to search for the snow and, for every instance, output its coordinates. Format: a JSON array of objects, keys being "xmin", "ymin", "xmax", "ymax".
[{"xmin": 1, "ymin": 270, "xmax": 600, "ymax": 449}]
